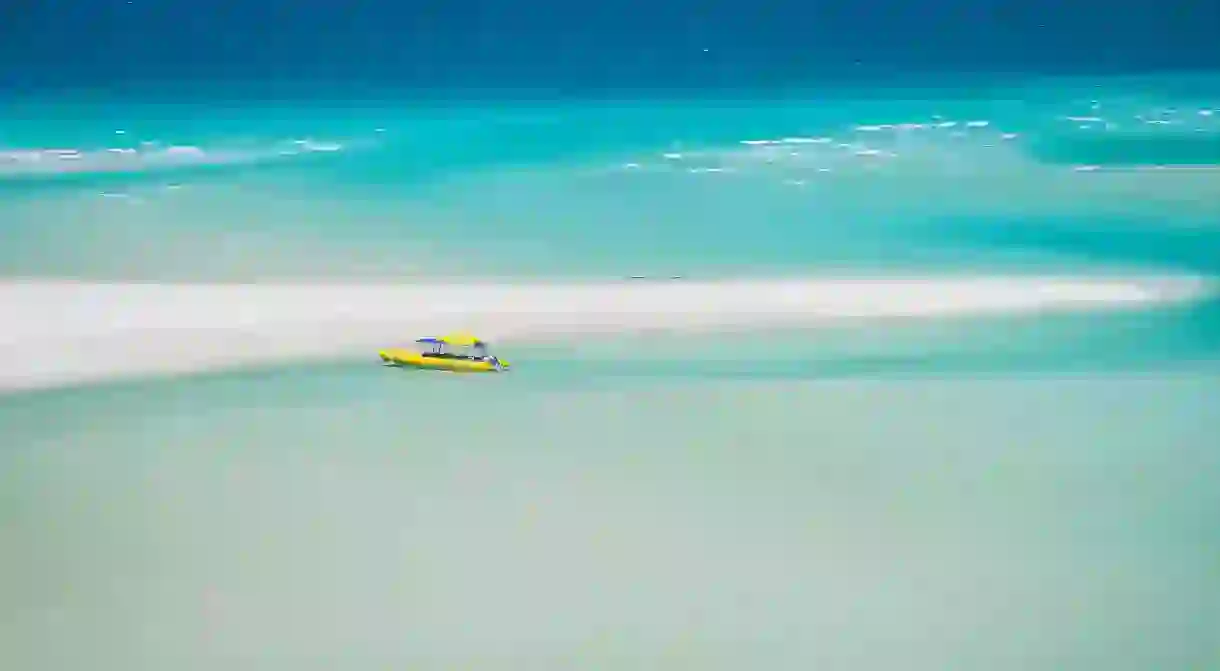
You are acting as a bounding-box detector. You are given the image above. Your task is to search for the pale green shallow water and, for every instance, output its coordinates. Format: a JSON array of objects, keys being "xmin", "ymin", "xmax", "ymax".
[{"xmin": 2, "ymin": 363, "xmax": 1218, "ymax": 670}]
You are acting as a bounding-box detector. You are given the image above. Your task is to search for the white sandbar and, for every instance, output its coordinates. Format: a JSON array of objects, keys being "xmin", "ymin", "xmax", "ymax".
[{"xmin": 0, "ymin": 275, "xmax": 1211, "ymax": 392}]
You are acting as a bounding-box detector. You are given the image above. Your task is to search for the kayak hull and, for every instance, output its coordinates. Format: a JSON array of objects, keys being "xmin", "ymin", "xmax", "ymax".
[{"xmin": 378, "ymin": 348, "xmax": 507, "ymax": 373}]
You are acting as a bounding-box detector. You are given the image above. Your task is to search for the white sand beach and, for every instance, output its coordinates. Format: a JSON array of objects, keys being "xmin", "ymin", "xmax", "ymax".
[{"xmin": 0, "ymin": 275, "xmax": 1211, "ymax": 393}]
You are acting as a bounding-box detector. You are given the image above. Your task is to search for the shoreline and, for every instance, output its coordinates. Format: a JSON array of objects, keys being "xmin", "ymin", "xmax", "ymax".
[{"xmin": 0, "ymin": 274, "xmax": 1212, "ymax": 394}]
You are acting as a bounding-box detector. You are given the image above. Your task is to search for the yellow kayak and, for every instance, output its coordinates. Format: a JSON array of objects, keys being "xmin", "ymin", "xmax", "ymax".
[
  {"xmin": 379, "ymin": 332, "xmax": 511, "ymax": 373},
  {"xmin": 378, "ymin": 349, "xmax": 508, "ymax": 372}
]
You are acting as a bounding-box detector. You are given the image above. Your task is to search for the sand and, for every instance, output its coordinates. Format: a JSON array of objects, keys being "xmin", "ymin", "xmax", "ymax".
[{"xmin": 0, "ymin": 275, "xmax": 1212, "ymax": 393}]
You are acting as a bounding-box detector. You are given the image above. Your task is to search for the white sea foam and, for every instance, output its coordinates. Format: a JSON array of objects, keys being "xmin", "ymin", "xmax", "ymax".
[
  {"xmin": 588, "ymin": 102, "xmax": 1220, "ymax": 225},
  {"xmin": 0, "ymin": 137, "xmax": 350, "ymax": 178}
]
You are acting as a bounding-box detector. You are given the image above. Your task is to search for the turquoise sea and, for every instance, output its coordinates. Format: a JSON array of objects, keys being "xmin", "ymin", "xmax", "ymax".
[{"xmin": 3, "ymin": 69, "xmax": 1220, "ymax": 669}]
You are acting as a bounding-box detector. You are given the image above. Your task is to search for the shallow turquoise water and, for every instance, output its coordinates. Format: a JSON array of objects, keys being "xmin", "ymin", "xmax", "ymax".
[
  {"xmin": 4, "ymin": 75, "xmax": 1219, "ymax": 280},
  {"xmin": 3, "ymin": 74, "xmax": 1220, "ymax": 669}
]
